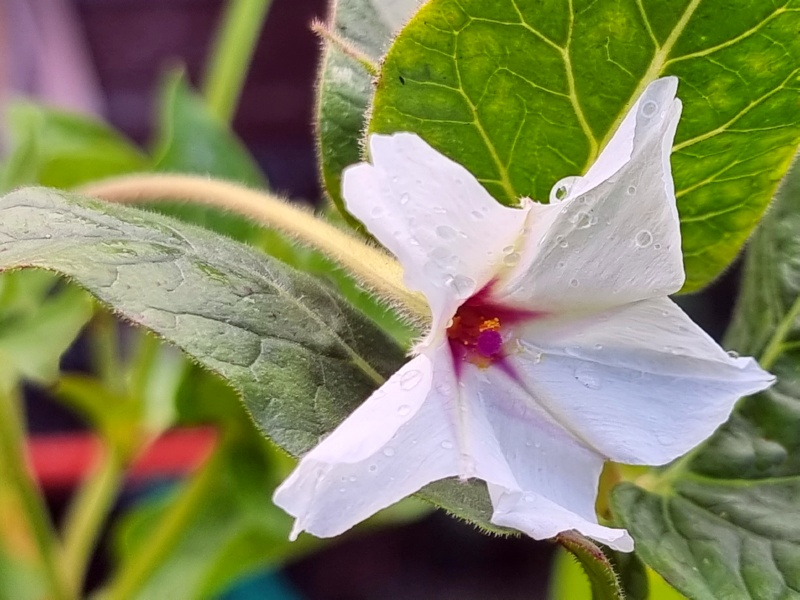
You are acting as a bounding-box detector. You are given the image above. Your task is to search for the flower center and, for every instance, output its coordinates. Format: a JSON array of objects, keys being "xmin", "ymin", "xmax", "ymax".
[{"xmin": 447, "ymin": 304, "xmax": 505, "ymax": 367}]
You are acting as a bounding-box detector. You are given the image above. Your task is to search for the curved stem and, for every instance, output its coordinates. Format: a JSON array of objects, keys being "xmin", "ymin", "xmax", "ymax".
[
  {"xmin": 102, "ymin": 449, "xmax": 220, "ymax": 600},
  {"xmin": 79, "ymin": 174, "xmax": 429, "ymax": 321},
  {"xmin": 61, "ymin": 446, "xmax": 124, "ymax": 595},
  {"xmin": 0, "ymin": 382, "xmax": 72, "ymax": 600},
  {"xmin": 203, "ymin": 0, "xmax": 274, "ymax": 123}
]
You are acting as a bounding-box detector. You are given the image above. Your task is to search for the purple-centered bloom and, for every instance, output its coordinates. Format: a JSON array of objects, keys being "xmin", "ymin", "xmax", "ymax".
[{"xmin": 273, "ymin": 77, "xmax": 774, "ymax": 550}]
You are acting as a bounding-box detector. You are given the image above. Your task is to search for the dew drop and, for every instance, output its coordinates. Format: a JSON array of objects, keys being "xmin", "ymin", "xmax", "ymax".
[
  {"xmin": 383, "ymin": 447, "xmax": 396, "ymax": 457},
  {"xmin": 339, "ymin": 487, "xmax": 346, "ymax": 493},
  {"xmin": 399, "ymin": 369, "xmax": 423, "ymax": 390},
  {"xmin": 471, "ymin": 210, "xmax": 484, "ymax": 220},
  {"xmin": 626, "ymin": 185, "xmax": 637, "ymax": 195},
  {"xmin": 503, "ymin": 252, "xmax": 520, "ymax": 267},
  {"xmin": 575, "ymin": 365, "xmax": 602, "ymax": 390},
  {"xmin": 654, "ymin": 243, "xmax": 662, "ymax": 250},
  {"xmin": 433, "ymin": 205, "xmax": 447, "ymax": 215},
  {"xmin": 441, "ymin": 440, "xmax": 454, "ymax": 449},
  {"xmin": 635, "ymin": 230, "xmax": 653, "ymax": 248},
  {"xmin": 641, "ymin": 100, "xmax": 659, "ymax": 118},
  {"xmin": 657, "ymin": 433, "xmax": 676, "ymax": 445},
  {"xmin": 435, "ymin": 225, "xmax": 458, "ymax": 240},
  {"xmin": 399, "ymin": 193, "xmax": 410, "ymax": 205},
  {"xmin": 556, "ymin": 261, "xmax": 566, "ymax": 269},
  {"xmin": 370, "ymin": 205, "xmax": 385, "ymax": 217},
  {"xmin": 569, "ymin": 278, "xmax": 579, "ymax": 287},
  {"xmin": 550, "ymin": 176, "xmax": 580, "ymax": 203},
  {"xmin": 727, "ymin": 350, "xmax": 740, "ymax": 359},
  {"xmin": 349, "ymin": 476, "xmax": 357, "ymax": 482},
  {"xmin": 397, "ymin": 404, "xmax": 411, "ymax": 416},
  {"xmin": 555, "ymin": 235, "xmax": 568, "ymax": 248},
  {"xmin": 594, "ymin": 343, "xmax": 603, "ymax": 350},
  {"xmin": 435, "ymin": 382, "xmax": 452, "ymax": 396},
  {"xmin": 446, "ymin": 274, "xmax": 476, "ymax": 298},
  {"xmin": 44, "ymin": 233, "xmax": 52, "ymax": 239},
  {"xmin": 503, "ymin": 245, "xmax": 514, "ymax": 253},
  {"xmin": 368, "ymin": 464, "xmax": 378, "ymax": 472}
]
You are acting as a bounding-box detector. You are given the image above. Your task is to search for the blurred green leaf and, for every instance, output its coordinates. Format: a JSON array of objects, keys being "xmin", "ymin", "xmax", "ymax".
[
  {"xmin": 153, "ymin": 69, "xmax": 266, "ymax": 187},
  {"xmin": 0, "ymin": 278, "xmax": 92, "ymax": 384},
  {"xmin": 0, "ymin": 102, "xmax": 148, "ymax": 191},
  {"xmin": 316, "ymin": 0, "xmax": 422, "ymax": 222},
  {"xmin": 611, "ymin": 161, "xmax": 800, "ymax": 599},
  {"xmin": 370, "ymin": 0, "xmax": 800, "ymax": 291}
]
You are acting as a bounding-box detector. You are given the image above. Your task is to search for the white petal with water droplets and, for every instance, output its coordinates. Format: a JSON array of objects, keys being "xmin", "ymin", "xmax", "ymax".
[
  {"xmin": 457, "ymin": 365, "xmax": 633, "ymax": 551},
  {"xmin": 273, "ymin": 350, "xmax": 462, "ymax": 539},
  {"xmin": 498, "ymin": 78, "xmax": 684, "ymax": 312},
  {"xmin": 506, "ymin": 297, "xmax": 774, "ymax": 466},
  {"xmin": 342, "ymin": 133, "xmax": 528, "ymax": 338}
]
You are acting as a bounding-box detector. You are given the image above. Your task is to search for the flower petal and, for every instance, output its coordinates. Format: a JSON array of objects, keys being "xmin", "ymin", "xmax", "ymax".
[
  {"xmin": 272, "ymin": 352, "xmax": 462, "ymax": 539},
  {"xmin": 342, "ymin": 133, "xmax": 528, "ymax": 335},
  {"xmin": 497, "ymin": 77, "xmax": 685, "ymax": 312},
  {"xmin": 505, "ymin": 297, "xmax": 774, "ymax": 466},
  {"xmin": 458, "ymin": 365, "xmax": 632, "ymax": 550}
]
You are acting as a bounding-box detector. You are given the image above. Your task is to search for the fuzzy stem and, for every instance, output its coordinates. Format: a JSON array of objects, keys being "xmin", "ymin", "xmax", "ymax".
[{"xmin": 79, "ymin": 174, "xmax": 429, "ymax": 320}]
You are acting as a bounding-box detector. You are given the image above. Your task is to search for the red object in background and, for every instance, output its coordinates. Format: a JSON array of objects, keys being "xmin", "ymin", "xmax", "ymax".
[{"xmin": 28, "ymin": 427, "xmax": 218, "ymax": 490}]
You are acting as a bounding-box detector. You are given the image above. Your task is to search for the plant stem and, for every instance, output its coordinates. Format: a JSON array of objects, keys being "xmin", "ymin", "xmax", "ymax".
[
  {"xmin": 80, "ymin": 174, "xmax": 429, "ymax": 322},
  {"xmin": 203, "ymin": 0, "xmax": 273, "ymax": 124},
  {"xmin": 89, "ymin": 310, "xmax": 124, "ymax": 394},
  {"xmin": 61, "ymin": 446, "xmax": 124, "ymax": 596},
  {"xmin": 102, "ymin": 449, "xmax": 222, "ymax": 600},
  {"xmin": 0, "ymin": 382, "xmax": 72, "ymax": 600}
]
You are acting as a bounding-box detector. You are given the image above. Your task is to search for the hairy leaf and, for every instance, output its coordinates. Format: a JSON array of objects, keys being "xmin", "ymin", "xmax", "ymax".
[
  {"xmin": 316, "ymin": 0, "xmax": 423, "ymax": 221},
  {"xmin": 611, "ymin": 162, "xmax": 800, "ymax": 599},
  {"xmin": 370, "ymin": 0, "xmax": 800, "ymax": 291}
]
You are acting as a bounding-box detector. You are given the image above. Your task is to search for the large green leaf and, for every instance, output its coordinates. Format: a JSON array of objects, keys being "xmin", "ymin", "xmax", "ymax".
[
  {"xmin": 369, "ymin": 0, "xmax": 800, "ymax": 291},
  {"xmin": 0, "ymin": 187, "xmax": 400, "ymax": 455},
  {"xmin": 316, "ymin": 0, "xmax": 422, "ymax": 221},
  {"xmin": 0, "ymin": 102, "xmax": 148, "ymax": 191},
  {"xmin": 610, "ymin": 161, "xmax": 800, "ymax": 599},
  {"xmin": 0, "ymin": 187, "xmax": 501, "ymax": 532}
]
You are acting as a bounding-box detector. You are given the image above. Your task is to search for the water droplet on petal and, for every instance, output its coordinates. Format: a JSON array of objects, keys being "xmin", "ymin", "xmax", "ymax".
[
  {"xmin": 626, "ymin": 185, "xmax": 637, "ymax": 195},
  {"xmin": 503, "ymin": 252, "xmax": 520, "ymax": 267},
  {"xmin": 446, "ymin": 274, "xmax": 476, "ymax": 298},
  {"xmin": 400, "ymin": 193, "xmax": 410, "ymax": 205},
  {"xmin": 727, "ymin": 350, "xmax": 740, "ymax": 359},
  {"xmin": 433, "ymin": 206, "xmax": 447, "ymax": 214},
  {"xmin": 555, "ymin": 235, "xmax": 568, "ymax": 248},
  {"xmin": 436, "ymin": 225, "xmax": 458, "ymax": 240},
  {"xmin": 575, "ymin": 365, "xmax": 602, "ymax": 390},
  {"xmin": 441, "ymin": 440, "xmax": 454, "ymax": 449},
  {"xmin": 368, "ymin": 464, "xmax": 378, "ymax": 472},
  {"xmin": 657, "ymin": 433, "xmax": 676, "ymax": 445},
  {"xmin": 339, "ymin": 487, "xmax": 346, "ymax": 493},
  {"xmin": 370, "ymin": 205, "xmax": 385, "ymax": 217},
  {"xmin": 550, "ymin": 176, "xmax": 581, "ymax": 203},
  {"xmin": 399, "ymin": 369, "xmax": 423, "ymax": 390},
  {"xmin": 569, "ymin": 278, "xmax": 579, "ymax": 287},
  {"xmin": 503, "ymin": 245, "xmax": 514, "ymax": 253},
  {"xmin": 397, "ymin": 404, "xmax": 411, "ymax": 416},
  {"xmin": 349, "ymin": 476, "xmax": 357, "ymax": 482},
  {"xmin": 635, "ymin": 230, "xmax": 653, "ymax": 248},
  {"xmin": 383, "ymin": 447, "xmax": 396, "ymax": 457},
  {"xmin": 641, "ymin": 100, "xmax": 658, "ymax": 117},
  {"xmin": 471, "ymin": 210, "xmax": 484, "ymax": 220},
  {"xmin": 594, "ymin": 343, "xmax": 603, "ymax": 350}
]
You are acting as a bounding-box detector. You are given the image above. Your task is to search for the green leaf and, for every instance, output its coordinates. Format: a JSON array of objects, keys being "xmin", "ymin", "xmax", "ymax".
[
  {"xmin": 0, "ymin": 276, "xmax": 93, "ymax": 384},
  {"xmin": 316, "ymin": 0, "xmax": 422, "ymax": 221},
  {"xmin": 0, "ymin": 102, "xmax": 148, "ymax": 191},
  {"xmin": 0, "ymin": 187, "xmax": 496, "ymax": 531},
  {"xmin": 0, "ymin": 187, "xmax": 400, "ymax": 455},
  {"xmin": 369, "ymin": 0, "xmax": 800, "ymax": 291},
  {"xmin": 610, "ymin": 161, "xmax": 800, "ymax": 599},
  {"xmin": 153, "ymin": 69, "xmax": 266, "ymax": 188}
]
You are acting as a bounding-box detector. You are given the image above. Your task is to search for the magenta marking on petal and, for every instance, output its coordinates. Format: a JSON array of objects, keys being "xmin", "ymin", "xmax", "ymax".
[{"xmin": 448, "ymin": 337, "xmax": 467, "ymax": 380}]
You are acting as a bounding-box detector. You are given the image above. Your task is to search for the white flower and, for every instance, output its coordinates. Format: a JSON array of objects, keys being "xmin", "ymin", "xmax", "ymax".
[{"xmin": 273, "ymin": 77, "xmax": 774, "ymax": 551}]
